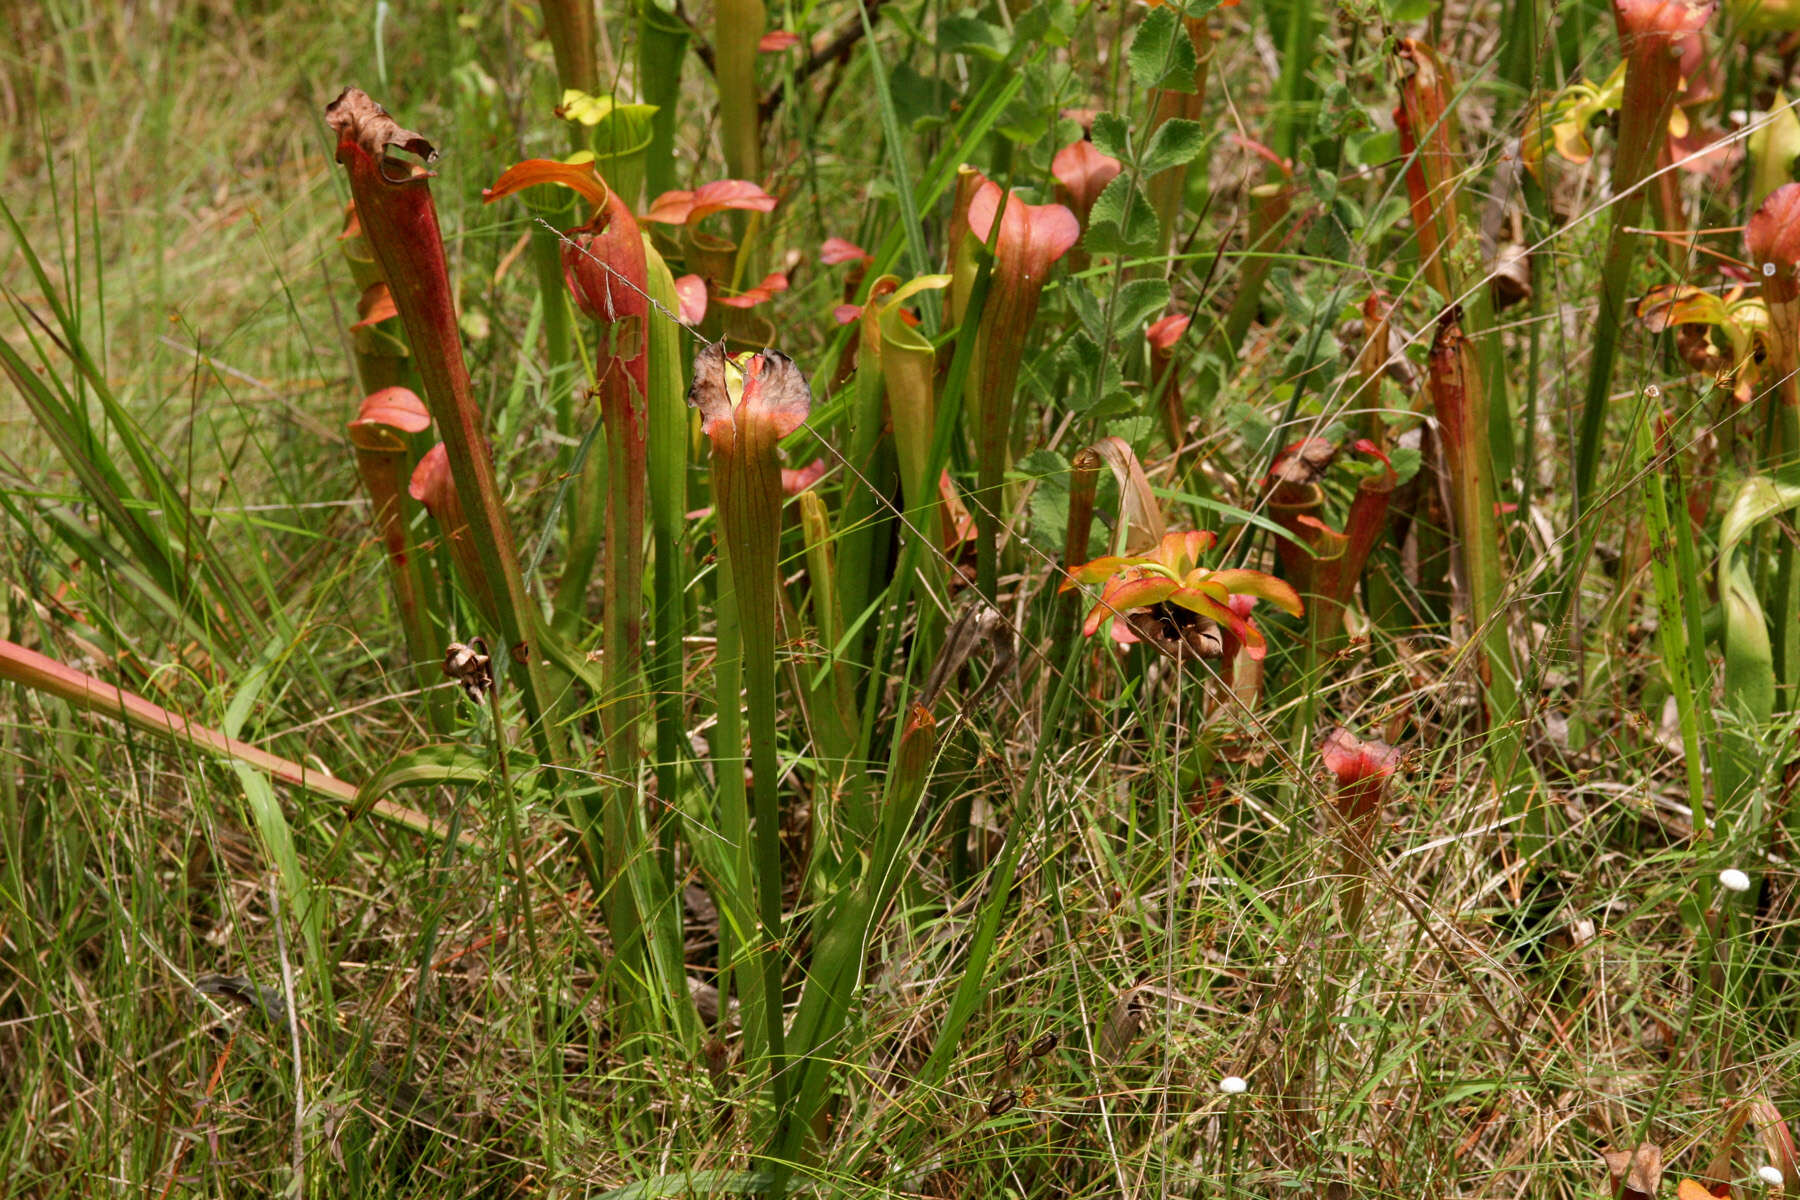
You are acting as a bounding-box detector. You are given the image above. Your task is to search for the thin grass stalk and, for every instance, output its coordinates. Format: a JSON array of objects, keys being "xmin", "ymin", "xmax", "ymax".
[
  {"xmin": 856, "ymin": 0, "xmax": 933, "ymax": 279},
  {"xmin": 643, "ymin": 238, "xmax": 690, "ymax": 858},
  {"xmin": 708, "ymin": 556, "xmax": 763, "ymax": 1057},
  {"xmin": 917, "ymin": 634, "xmax": 1086, "ymax": 1086},
  {"xmin": 326, "ymin": 90, "xmax": 567, "ymax": 767},
  {"xmin": 1221, "ymin": 181, "xmax": 1291, "ymax": 356},
  {"xmin": 1269, "ymin": 0, "xmax": 1313, "ymax": 163},
  {"xmin": 1572, "ymin": 0, "xmax": 1710, "ymax": 516},
  {"xmin": 832, "ymin": 283, "xmax": 901, "ymax": 653},
  {"xmin": 0, "ymin": 217, "xmax": 270, "ymax": 664},
  {"xmin": 796, "ymin": 490, "xmax": 860, "ymax": 831},
  {"xmin": 1635, "ymin": 399, "xmax": 1710, "ymax": 837},
  {"xmin": 773, "ymin": 702, "xmax": 938, "ymax": 1176}
]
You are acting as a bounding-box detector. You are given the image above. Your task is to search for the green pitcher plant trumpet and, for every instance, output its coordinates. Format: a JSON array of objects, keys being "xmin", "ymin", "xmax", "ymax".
[
  {"xmin": 959, "ymin": 175, "xmax": 1080, "ymax": 599},
  {"xmin": 687, "ymin": 339, "xmax": 812, "ymax": 1141}
]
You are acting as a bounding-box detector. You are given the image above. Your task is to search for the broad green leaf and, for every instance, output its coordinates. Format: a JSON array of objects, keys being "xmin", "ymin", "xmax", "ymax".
[
  {"xmin": 938, "ymin": 15, "xmax": 1011, "ymax": 61},
  {"xmin": 1128, "ymin": 6, "xmax": 1198, "ymax": 94},
  {"xmin": 1719, "ymin": 558, "xmax": 1776, "ymax": 799},
  {"xmin": 1720, "ymin": 470, "xmax": 1800, "ymax": 556},
  {"xmin": 1091, "ymin": 111, "xmax": 1131, "ymax": 161},
  {"xmin": 1141, "ymin": 119, "xmax": 1208, "ymax": 176},
  {"xmin": 1013, "ymin": 0, "xmax": 1076, "ymax": 47},
  {"xmin": 1387, "ymin": 444, "xmax": 1423, "ymax": 487},
  {"xmin": 1749, "ymin": 92, "xmax": 1800, "ymax": 206},
  {"xmin": 890, "ymin": 62, "xmax": 951, "ymax": 132},
  {"xmin": 1112, "ymin": 278, "xmax": 1173, "ymax": 337},
  {"xmin": 1065, "ymin": 276, "xmax": 1107, "ymax": 342},
  {"xmin": 1348, "ymin": 128, "xmax": 1400, "ymax": 167},
  {"xmin": 1714, "ymin": 472, "xmax": 1792, "ymax": 819},
  {"xmin": 1021, "ymin": 448, "xmax": 1075, "ymax": 555},
  {"xmin": 1054, "ymin": 333, "xmax": 1129, "ymax": 415},
  {"xmin": 1085, "ymin": 175, "xmax": 1160, "ymax": 256}
]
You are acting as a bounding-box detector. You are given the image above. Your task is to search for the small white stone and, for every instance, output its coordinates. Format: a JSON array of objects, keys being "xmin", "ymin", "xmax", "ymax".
[
  {"xmin": 1759, "ymin": 1166, "xmax": 1785, "ymax": 1187},
  {"xmin": 1219, "ymin": 1075, "xmax": 1248, "ymax": 1095},
  {"xmin": 1720, "ymin": 869, "xmax": 1753, "ymax": 894}
]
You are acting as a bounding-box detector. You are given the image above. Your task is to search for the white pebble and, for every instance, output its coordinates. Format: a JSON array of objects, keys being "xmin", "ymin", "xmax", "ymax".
[
  {"xmin": 1219, "ymin": 1075, "xmax": 1248, "ymax": 1095},
  {"xmin": 1759, "ymin": 1166, "xmax": 1785, "ymax": 1187},
  {"xmin": 1720, "ymin": 869, "xmax": 1753, "ymax": 894}
]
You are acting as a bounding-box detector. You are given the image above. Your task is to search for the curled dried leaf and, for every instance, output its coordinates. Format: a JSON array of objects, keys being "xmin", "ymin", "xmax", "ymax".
[{"xmin": 1600, "ymin": 1143, "xmax": 1664, "ymax": 1200}]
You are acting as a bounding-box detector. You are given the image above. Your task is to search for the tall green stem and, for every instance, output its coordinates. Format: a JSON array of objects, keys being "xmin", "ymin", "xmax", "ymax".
[{"xmin": 1573, "ymin": 1, "xmax": 1698, "ymax": 517}]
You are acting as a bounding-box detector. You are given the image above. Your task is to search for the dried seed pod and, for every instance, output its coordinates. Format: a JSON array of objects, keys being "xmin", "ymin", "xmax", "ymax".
[
  {"xmin": 986, "ymin": 1090, "xmax": 1018, "ymax": 1118},
  {"xmin": 443, "ymin": 638, "xmax": 493, "ymax": 701},
  {"xmin": 1029, "ymin": 1031, "xmax": 1060, "ymax": 1058}
]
